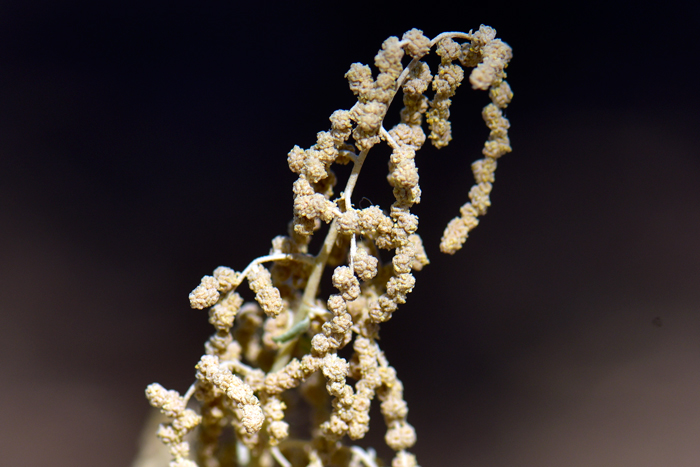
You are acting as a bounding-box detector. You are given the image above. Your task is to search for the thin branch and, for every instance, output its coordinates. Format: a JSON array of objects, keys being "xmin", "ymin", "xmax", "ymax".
[{"xmin": 271, "ymin": 446, "xmax": 292, "ymax": 467}]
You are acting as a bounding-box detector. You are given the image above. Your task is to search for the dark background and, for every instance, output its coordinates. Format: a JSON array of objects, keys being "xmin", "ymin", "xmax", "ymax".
[{"xmin": 1, "ymin": 1, "xmax": 699, "ymax": 466}]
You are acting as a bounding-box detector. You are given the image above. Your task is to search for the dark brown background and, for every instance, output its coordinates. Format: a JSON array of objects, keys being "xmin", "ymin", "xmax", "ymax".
[{"xmin": 1, "ymin": 1, "xmax": 699, "ymax": 466}]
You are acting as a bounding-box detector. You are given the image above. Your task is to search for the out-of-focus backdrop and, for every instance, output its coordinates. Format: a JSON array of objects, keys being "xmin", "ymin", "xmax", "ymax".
[{"xmin": 1, "ymin": 2, "xmax": 699, "ymax": 466}]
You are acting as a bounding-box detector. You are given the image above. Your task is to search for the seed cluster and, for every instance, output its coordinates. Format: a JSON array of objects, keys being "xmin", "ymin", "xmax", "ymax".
[{"xmin": 144, "ymin": 25, "xmax": 512, "ymax": 467}]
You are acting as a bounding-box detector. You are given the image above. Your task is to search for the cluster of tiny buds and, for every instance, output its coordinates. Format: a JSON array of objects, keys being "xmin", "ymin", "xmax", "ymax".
[
  {"xmin": 144, "ymin": 25, "xmax": 512, "ymax": 467},
  {"xmin": 145, "ymin": 383, "xmax": 202, "ymax": 467},
  {"xmin": 439, "ymin": 25, "xmax": 513, "ymax": 254},
  {"xmin": 195, "ymin": 356, "xmax": 265, "ymax": 434}
]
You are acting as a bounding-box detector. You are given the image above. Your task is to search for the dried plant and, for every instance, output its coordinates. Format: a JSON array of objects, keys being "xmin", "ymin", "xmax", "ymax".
[{"xmin": 141, "ymin": 25, "xmax": 512, "ymax": 467}]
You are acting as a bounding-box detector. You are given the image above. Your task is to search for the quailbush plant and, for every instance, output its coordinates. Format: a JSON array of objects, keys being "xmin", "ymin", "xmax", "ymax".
[{"xmin": 143, "ymin": 25, "xmax": 512, "ymax": 467}]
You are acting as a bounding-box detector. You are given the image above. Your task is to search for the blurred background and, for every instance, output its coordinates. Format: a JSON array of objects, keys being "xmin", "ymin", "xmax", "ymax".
[{"xmin": 1, "ymin": 1, "xmax": 699, "ymax": 466}]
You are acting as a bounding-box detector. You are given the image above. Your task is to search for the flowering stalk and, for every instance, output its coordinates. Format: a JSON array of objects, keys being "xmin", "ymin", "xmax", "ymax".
[{"xmin": 143, "ymin": 25, "xmax": 513, "ymax": 467}]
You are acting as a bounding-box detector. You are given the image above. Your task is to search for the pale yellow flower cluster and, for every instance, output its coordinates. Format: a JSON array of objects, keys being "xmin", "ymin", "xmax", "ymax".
[
  {"xmin": 145, "ymin": 383, "xmax": 202, "ymax": 467},
  {"xmin": 195, "ymin": 356, "xmax": 265, "ymax": 434},
  {"xmin": 143, "ymin": 26, "xmax": 512, "ymax": 467},
  {"xmin": 439, "ymin": 25, "xmax": 513, "ymax": 255}
]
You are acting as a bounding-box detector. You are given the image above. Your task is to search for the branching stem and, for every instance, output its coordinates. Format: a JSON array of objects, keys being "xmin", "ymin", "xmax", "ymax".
[
  {"xmin": 267, "ymin": 32, "xmax": 464, "ymax": 372},
  {"xmin": 271, "ymin": 148, "xmax": 369, "ymax": 372},
  {"xmin": 240, "ymin": 253, "xmax": 313, "ymax": 280}
]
